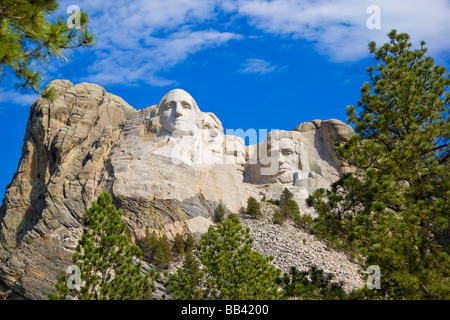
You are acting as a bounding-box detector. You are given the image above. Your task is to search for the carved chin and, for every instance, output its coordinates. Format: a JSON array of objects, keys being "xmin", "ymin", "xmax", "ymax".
[
  {"xmin": 271, "ymin": 171, "xmax": 294, "ymax": 184},
  {"xmin": 164, "ymin": 126, "xmax": 193, "ymax": 136}
]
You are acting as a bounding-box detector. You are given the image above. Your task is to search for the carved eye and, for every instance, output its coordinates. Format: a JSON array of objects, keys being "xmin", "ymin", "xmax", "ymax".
[
  {"xmin": 182, "ymin": 102, "xmax": 191, "ymax": 109},
  {"xmin": 164, "ymin": 102, "xmax": 172, "ymax": 110}
]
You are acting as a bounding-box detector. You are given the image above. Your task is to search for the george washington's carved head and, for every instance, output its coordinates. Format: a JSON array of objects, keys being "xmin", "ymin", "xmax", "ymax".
[{"xmin": 156, "ymin": 89, "xmax": 201, "ymax": 137}]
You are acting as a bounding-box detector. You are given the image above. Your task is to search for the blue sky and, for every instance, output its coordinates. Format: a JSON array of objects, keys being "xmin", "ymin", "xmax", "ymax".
[{"xmin": 1, "ymin": 0, "xmax": 450, "ymax": 198}]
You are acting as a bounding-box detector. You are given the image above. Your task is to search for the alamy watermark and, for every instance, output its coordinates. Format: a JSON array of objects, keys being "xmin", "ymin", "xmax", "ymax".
[
  {"xmin": 66, "ymin": 265, "xmax": 81, "ymax": 290},
  {"xmin": 67, "ymin": 5, "xmax": 81, "ymax": 30},
  {"xmin": 367, "ymin": 5, "xmax": 381, "ymax": 30},
  {"xmin": 366, "ymin": 265, "xmax": 381, "ymax": 289},
  {"xmin": 64, "ymin": 263, "xmax": 382, "ymax": 291}
]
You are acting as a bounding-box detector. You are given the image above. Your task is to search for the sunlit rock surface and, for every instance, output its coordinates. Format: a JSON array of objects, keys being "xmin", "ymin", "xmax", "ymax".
[{"xmin": 0, "ymin": 81, "xmax": 356, "ymax": 299}]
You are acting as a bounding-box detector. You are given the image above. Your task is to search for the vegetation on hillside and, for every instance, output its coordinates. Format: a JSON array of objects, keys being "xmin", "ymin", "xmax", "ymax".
[
  {"xmin": 307, "ymin": 30, "xmax": 450, "ymax": 299},
  {"xmin": 48, "ymin": 191, "xmax": 157, "ymax": 300}
]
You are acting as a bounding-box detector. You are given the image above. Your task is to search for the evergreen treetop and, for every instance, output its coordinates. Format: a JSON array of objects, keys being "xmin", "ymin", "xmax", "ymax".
[
  {"xmin": 166, "ymin": 217, "xmax": 282, "ymax": 300},
  {"xmin": 48, "ymin": 191, "xmax": 157, "ymax": 300},
  {"xmin": 214, "ymin": 203, "xmax": 225, "ymax": 223},
  {"xmin": 0, "ymin": 0, "xmax": 95, "ymax": 99},
  {"xmin": 307, "ymin": 30, "xmax": 450, "ymax": 299},
  {"xmin": 247, "ymin": 197, "xmax": 262, "ymax": 218}
]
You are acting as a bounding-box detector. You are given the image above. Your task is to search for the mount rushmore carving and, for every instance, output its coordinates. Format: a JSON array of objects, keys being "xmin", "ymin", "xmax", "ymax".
[
  {"xmin": 116, "ymin": 87, "xmax": 354, "ymax": 210},
  {"xmin": 0, "ymin": 80, "xmax": 354, "ymax": 299}
]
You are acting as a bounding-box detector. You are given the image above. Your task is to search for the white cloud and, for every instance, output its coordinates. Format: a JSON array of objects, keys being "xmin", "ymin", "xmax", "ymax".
[
  {"xmin": 0, "ymin": 89, "xmax": 38, "ymax": 109},
  {"xmin": 225, "ymin": 0, "xmax": 450, "ymax": 62},
  {"xmin": 52, "ymin": 0, "xmax": 450, "ymax": 86},
  {"xmin": 61, "ymin": 0, "xmax": 242, "ymax": 86},
  {"xmin": 240, "ymin": 58, "xmax": 277, "ymax": 74},
  {"xmin": 85, "ymin": 29, "xmax": 242, "ymax": 86}
]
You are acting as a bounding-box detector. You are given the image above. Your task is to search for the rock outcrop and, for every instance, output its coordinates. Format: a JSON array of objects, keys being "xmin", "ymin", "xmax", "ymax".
[{"xmin": 0, "ymin": 81, "xmax": 356, "ymax": 299}]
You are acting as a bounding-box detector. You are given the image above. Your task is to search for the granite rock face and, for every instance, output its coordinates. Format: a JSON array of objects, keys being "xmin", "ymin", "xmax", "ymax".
[
  {"xmin": 0, "ymin": 81, "xmax": 356, "ymax": 299},
  {"xmin": 0, "ymin": 80, "xmax": 135, "ymax": 251}
]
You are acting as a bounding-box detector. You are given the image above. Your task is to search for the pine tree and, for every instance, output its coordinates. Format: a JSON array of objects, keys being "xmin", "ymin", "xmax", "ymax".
[
  {"xmin": 183, "ymin": 249, "xmax": 202, "ymax": 290},
  {"xmin": 153, "ymin": 235, "xmax": 173, "ymax": 270},
  {"xmin": 247, "ymin": 197, "xmax": 262, "ymax": 218},
  {"xmin": 169, "ymin": 216, "xmax": 282, "ymax": 300},
  {"xmin": 272, "ymin": 188, "xmax": 300, "ymax": 225},
  {"xmin": 213, "ymin": 203, "xmax": 225, "ymax": 223},
  {"xmin": 280, "ymin": 266, "xmax": 347, "ymax": 300},
  {"xmin": 285, "ymin": 199, "xmax": 299, "ymax": 219},
  {"xmin": 173, "ymin": 233, "xmax": 185, "ymax": 257},
  {"xmin": 47, "ymin": 191, "xmax": 157, "ymax": 300},
  {"xmin": 307, "ymin": 30, "xmax": 450, "ymax": 299},
  {"xmin": 184, "ymin": 233, "xmax": 196, "ymax": 253},
  {"xmin": 227, "ymin": 212, "xmax": 239, "ymax": 221},
  {"xmin": 293, "ymin": 212, "xmax": 313, "ymax": 232},
  {"xmin": 280, "ymin": 188, "xmax": 299, "ymax": 218},
  {"xmin": 136, "ymin": 228, "xmax": 159, "ymax": 264},
  {"xmin": 280, "ymin": 188, "xmax": 293, "ymax": 207},
  {"xmin": 200, "ymin": 217, "xmax": 282, "ymax": 299},
  {"xmin": 165, "ymin": 249, "xmax": 203, "ymax": 300},
  {"xmin": 272, "ymin": 210, "xmax": 284, "ymax": 225},
  {"xmin": 0, "ymin": 0, "xmax": 95, "ymax": 99}
]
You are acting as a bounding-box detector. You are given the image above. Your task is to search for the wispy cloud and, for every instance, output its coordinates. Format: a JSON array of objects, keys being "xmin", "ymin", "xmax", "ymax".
[
  {"xmin": 62, "ymin": 0, "xmax": 242, "ymax": 86},
  {"xmin": 225, "ymin": 0, "xmax": 450, "ymax": 62},
  {"xmin": 51, "ymin": 0, "xmax": 450, "ymax": 87},
  {"xmin": 239, "ymin": 58, "xmax": 277, "ymax": 74},
  {"xmin": 85, "ymin": 29, "xmax": 242, "ymax": 86},
  {"xmin": 0, "ymin": 88, "xmax": 38, "ymax": 110}
]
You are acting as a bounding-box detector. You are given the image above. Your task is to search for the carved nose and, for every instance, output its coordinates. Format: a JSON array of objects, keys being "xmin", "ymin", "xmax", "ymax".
[{"xmin": 174, "ymin": 103, "xmax": 184, "ymax": 116}]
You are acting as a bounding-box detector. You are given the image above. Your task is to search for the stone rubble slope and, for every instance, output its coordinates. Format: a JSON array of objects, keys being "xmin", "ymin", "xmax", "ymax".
[{"xmin": 240, "ymin": 203, "xmax": 365, "ymax": 292}]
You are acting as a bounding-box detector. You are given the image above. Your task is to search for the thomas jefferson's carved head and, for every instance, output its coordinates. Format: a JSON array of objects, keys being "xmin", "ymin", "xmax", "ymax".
[
  {"xmin": 201, "ymin": 112, "xmax": 223, "ymax": 145},
  {"xmin": 224, "ymin": 135, "xmax": 246, "ymax": 178},
  {"xmin": 195, "ymin": 112, "xmax": 225, "ymax": 165}
]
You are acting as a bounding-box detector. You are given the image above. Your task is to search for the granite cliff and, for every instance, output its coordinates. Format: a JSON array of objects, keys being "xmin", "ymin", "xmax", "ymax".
[{"xmin": 0, "ymin": 80, "xmax": 360, "ymax": 299}]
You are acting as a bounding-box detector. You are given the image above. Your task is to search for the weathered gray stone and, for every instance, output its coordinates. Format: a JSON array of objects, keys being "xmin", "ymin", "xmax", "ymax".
[{"xmin": 0, "ymin": 82, "xmax": 358, "ymax": 299}]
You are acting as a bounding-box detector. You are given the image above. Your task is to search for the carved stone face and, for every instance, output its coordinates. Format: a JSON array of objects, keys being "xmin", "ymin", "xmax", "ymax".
[
  {"xmin": 235, "ymin": 140, "xmax": 246, "ymax": 177},
  {"xmin": 158, "ymin": 90, "xmax": 198, "ymax": 136},
  {"xmin": 277, "ymin": 138, "xmax": 298, "ymax": 174},
  {"xmin": 225, "ymin": 136, "xmax": 246, "ymax": 177},
  {"xmin": 201, "ymin": 113, "xmax": 222, "ymax": 144},
  {"xmin": 266, "ymin": 137, "xmax": 299, "ymax": 183},
  {"xmin": 198, "ymin": 113, "xmax": 224, "ymax": 165}
]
